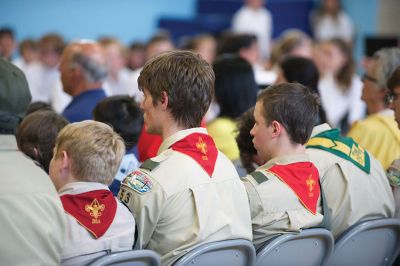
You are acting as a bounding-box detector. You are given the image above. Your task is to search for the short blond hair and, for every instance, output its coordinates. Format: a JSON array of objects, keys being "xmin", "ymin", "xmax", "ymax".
[{"xmin": 54, "ymin": 120, "xmax": 125, "ymax": 185}]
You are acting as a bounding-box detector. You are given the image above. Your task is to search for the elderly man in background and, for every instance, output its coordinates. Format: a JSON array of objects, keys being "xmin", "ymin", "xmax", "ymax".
[{"xmin": 60, "ymin": 40, "xmax": 108, "ymax": 122}]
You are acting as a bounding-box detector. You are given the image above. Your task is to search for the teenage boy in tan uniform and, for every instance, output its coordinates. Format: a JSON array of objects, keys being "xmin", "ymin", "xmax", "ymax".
[
  {"xmin": 242, "ymin": 83, "xmax": 323, "ymax": 249},
  {"xmin": 119, "ymin": 51, "xmax": 252, "ymax": 265}
]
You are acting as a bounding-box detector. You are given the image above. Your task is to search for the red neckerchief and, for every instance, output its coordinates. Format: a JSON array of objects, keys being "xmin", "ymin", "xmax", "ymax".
[
  {"xmin": 170, "ymin": 133, "xmax": 218, "ymax": 176},
  {"xmin": 60, "ymin": 189, "xmax": 117, "ymax": 238},
  {"xmin": 267, "ymin": 162, "xmax": 320, "ymax": 215}
]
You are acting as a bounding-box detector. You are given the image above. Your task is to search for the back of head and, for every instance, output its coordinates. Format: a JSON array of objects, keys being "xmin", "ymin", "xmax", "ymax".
[
  {"xmin": 93, "ymin": 95, "xmax": 144, "ymax": 150},
  {"xmin": 218, "ymin": 33, "xmax": 257, "ymax": 55},
  {"xmin": 26, "ymin": 101, "xmax": 54, "ymax": 115},
  {"xmin": 17, "ymin": 110, "xmax": 68, "ymax": 173},
  {"xmin": 280, "ymin": 56, "xmax": 319, "ymax": 93},
  {"xmin": 236, "ymin": 107, "xmax": 257, "ymax": 173},
  {"xmin": 372, "ymin": 47, "xmax": 400, "ymax": 90},
  {"xmin": 67, "ymin": 41, "xmax": 108, "ymax": 84},
  {"xmin": 279, "ymin": 56, "xmax": 327, "ymax": 125},
  {"xmin": 138, "ymin": 50, "xmax": 214, "ymax": 128},
  {"xmin": 0, "ymin": 58, "xmax": 31, "ymax": 134},
  {"xmin": 213, "ymin": 55, "xmax": 258, "ymax": 118},
  {"xmin": 53, "ymin": 120, "xmax": 125, "ymax": 185},
  {"xmin": 257, "ymin": 83, "xmax": 320, "ymax": 144}
]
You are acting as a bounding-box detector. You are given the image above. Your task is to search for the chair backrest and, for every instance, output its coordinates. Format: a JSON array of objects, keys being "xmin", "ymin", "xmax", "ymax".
[
  {"xmin": 87, "ymin": 249, "xmax": 161, "ymax": 266},
  {"xmin": 173, "ymin": 239, "xmax": 256, "ymax": 266},
  {"xmin": 330, "ymin": 218, "xmax": 400, "ymax": 266},
  {"xmin": 255, "ymin": 228, "xmax": 334, "ymax": 266}
]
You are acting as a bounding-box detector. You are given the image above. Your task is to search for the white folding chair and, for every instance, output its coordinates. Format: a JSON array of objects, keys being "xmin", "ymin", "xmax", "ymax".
[
  {"xmin": 173, "ymin": 239, "xmax": 256, "ymax": 266},
  {"xmin": 87, "ymin": 249, "xmax": 161, "ymax": 266},
  {"xmin": 330, "ymin": 218, "xmax": 400, "ymax": 266},
  {"xmin": 255, "ymin": 228, "xmax": 334, "ymax": 266}
]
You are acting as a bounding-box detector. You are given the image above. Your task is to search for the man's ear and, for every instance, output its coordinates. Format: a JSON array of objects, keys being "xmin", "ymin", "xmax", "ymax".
[
  {"xmin": 381, "ymin": 88, "xmax": 390, "ymax": 100},
  {"xmin": 160, "ymin": 91, "xmax": 169, "ymax": 110},
  {"xmin": 271, "ymin": 120, "xmax": 282, "ymax": 138}
]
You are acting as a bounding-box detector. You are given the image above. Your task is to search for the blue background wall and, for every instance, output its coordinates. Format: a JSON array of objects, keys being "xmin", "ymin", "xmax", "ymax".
[
  {"xmin": 0, "ymin": 0, "xmax": 379, "ymax": 69},
  {"xmin": 0, "ymin": 0, "xmax": 196, "ymax": 44}
]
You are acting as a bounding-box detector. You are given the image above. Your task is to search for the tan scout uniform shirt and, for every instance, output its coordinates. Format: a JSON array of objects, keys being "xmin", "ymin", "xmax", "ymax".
[
  {"xmin": 307, "ymin": 124, "xmax": 395, "ymax": 238},
  {"xmin": 59, "ymin": 182, "xmax": 135, "ymax": 265},
  {"xmin": 242, "ymin": 154, "xmax": 323, "ymax": 249},
  {"xmin": 119, "ymin": 127, "xmax": 252, "ymax": 265},
  {"xmin": 0, "ymin": 135, "xmax": 66, "ymax": 265}
]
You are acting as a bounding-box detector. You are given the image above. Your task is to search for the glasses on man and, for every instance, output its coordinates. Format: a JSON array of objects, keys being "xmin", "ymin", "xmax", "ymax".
[
  {"xmin": 386, "ymin": 91, "xmax": 400, "ymax": 104},
  {"xmin": 362, "ymin": 73, "xmax": 378, "ymax": 84}
]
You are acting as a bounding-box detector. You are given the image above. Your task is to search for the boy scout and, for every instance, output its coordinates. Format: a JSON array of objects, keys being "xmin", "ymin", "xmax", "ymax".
[
  {"xmin": 306, "ymin": 123, "xmax": 395, "ymax": 238},
  {"xmin": 49, "ymin": 121, "xmax": 135, "ymax": 264},
  {"xmin": 118, "ymin": 50, "xmax": 252, "ymax": 265},
  {"xmin": 241, "ymin": 83, "xmax": 323, "ymax": 249}
]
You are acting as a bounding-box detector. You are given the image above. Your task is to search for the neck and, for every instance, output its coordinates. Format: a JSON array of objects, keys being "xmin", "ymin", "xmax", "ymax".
[
  {"xmin": 367, "ymin": 101, "xmax": 386, "ymax": 115},
  {"xmin": 273, "ymin": 141, "xmax": 306, "ymax": 159},
  {"xmin": 57, "ymin": 174, "xmax": 80, "ymax": 191},
  {"xmin": 161, "ymin": 122, "xmax": 186, "ymax": 141},
  {"xmin": 72, "ymin": 82, "xmax": 102, "ymax": 97}
]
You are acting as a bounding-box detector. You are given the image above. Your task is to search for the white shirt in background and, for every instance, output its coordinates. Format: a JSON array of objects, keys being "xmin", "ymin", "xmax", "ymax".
[
  {"xmin": 318, "ymin": 74, "xmax": 366, "ymax": 128},
  {"xmin": 313, "ymin": 12, "xmax": 354, "ymax": 42},
  {"xmin": 232, "ymin": 6, "xmax": 273, "ymax": 60}
]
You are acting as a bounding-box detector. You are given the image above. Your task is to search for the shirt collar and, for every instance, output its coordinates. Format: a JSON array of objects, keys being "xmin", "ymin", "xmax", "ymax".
[
  {"xmin": 258, "ymin": 153, "xmax": 311, "ymax": 171},
  {"xmin": 58, "ymin": 181, "xmax": 109, "ymax": 196},
  {"xmin": 310, "ymin": 123, "xmax": 332, "ymax": 137},
  {"xmin": 158, "ymin": 127, "xmax": 208, "ymax": 155},
  {"xmin": 0, "ymin": 135, "xmax": 18, "ymax": 151}
]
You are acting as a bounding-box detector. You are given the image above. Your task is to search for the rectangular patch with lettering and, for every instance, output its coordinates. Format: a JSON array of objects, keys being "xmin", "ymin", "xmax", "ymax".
[{"xmin": 123, "ymin": 170, "xmax": 153, "ymax": 194}]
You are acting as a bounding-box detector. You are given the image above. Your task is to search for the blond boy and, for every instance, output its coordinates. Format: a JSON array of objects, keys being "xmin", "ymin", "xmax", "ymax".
[{"xmin": 49, "ymin": 120, "xmax": 135, "ymax": 264}]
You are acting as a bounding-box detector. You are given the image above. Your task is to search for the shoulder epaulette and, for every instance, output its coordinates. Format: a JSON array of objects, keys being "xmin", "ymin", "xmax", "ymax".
[
  {"xmin": 140, "ymin": 159, "xmax": 160, "ymax": 172},
  {"xmin": 250, "ymin": 171, "xmax": 269, "ymax": 185}
]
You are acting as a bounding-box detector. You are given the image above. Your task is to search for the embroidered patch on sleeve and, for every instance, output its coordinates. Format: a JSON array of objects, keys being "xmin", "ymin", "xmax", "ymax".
[{"xmin": 122, "ymin": 170, "xmax": 153, "ymax": 194}]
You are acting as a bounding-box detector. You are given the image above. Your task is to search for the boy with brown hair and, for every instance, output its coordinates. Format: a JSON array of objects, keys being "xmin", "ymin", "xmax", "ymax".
[
  {"xmin": 119, "ymin": 50, "xmax": 252, "ymax": 265},
  {"xmin": 242, "ymin": 83, "xmax": 323, "ymax": 249}
]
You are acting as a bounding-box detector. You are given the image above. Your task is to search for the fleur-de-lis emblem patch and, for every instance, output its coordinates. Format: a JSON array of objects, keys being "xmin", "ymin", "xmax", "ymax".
[
  {"xmin": 85, "ymin": 198, "xmax": 105, "ymax": 224},
  {"xmin": 196, "ymin": 136, "xmax": 208, "ymax": 160},
  {"xmin": 350, "ymin": 144, "xmax": 365, "ymax": 166},
  {"xmin": 306, "ymin": 174, "xmax": 316, "ymax": 197}
]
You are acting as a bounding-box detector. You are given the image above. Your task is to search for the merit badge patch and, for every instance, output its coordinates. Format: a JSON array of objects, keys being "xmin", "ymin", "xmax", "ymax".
[{"xmin": 124, "ymin": 170, "xmax": 153, "ymax": 194}]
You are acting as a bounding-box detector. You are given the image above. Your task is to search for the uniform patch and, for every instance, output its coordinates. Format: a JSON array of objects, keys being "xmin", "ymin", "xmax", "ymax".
[
  {"xmin": 123, "ymin": 170, "xmax": 153, "ymax": 194},
  {"xmin": 250, "ymin": 171, "xmax": 269, "ymax": 184}
]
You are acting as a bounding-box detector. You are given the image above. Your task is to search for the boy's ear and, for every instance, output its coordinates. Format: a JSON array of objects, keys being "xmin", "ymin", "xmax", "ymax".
[
  {"xmin": 61, "ymin": 150, "xmax": 71, "ymax": 170},
  {"xmin": 271, "ymin": 120, "xmax": 282, "ymax": 138},
  {"xmin": 160, "ymin": 91, "xmax": 169, "ymax": 110}
]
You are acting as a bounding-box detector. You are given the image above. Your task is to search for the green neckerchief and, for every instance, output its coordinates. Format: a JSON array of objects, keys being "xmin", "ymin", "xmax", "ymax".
[{"xmin": 306, "ymin": 128, "xmax": 371, "ymax": 174}]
